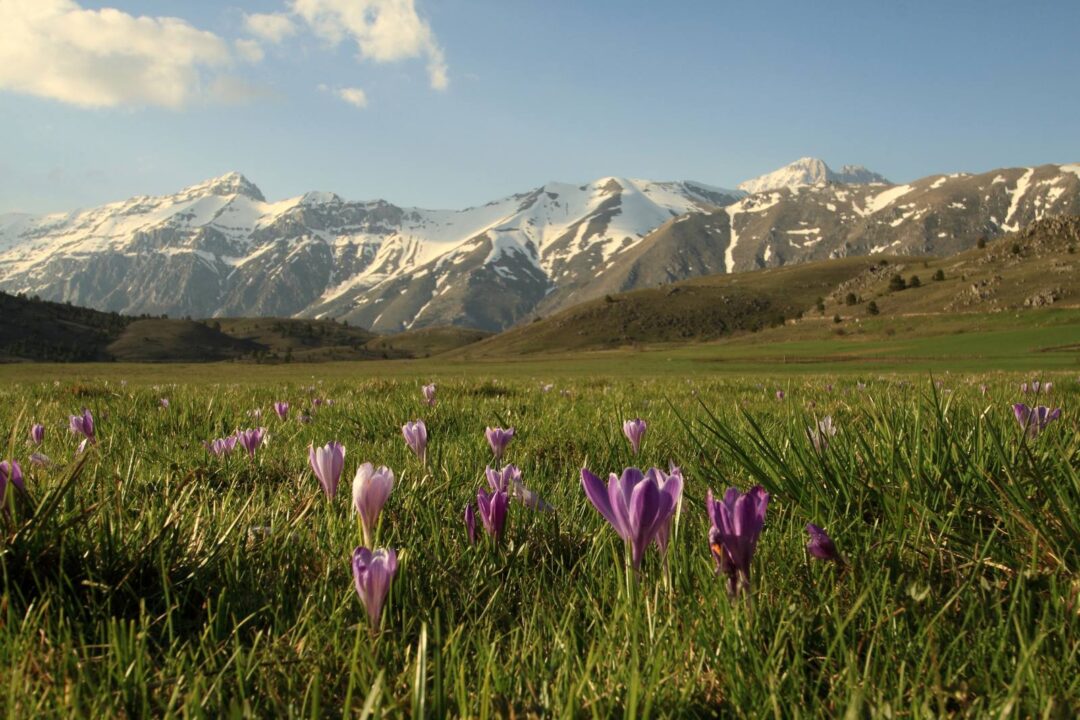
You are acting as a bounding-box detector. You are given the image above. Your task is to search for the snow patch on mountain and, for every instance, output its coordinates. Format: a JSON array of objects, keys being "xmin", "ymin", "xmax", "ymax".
[{"xmin": 738, "ymin": 157, "xmax": 889, "ymax": 195}]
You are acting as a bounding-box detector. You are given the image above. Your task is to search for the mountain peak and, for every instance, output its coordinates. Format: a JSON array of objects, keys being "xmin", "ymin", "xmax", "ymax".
[
  {"xmin": 178, "ymin": 172, "xmax": 266, "ymax": 202},
  {"xmin": 738, "ymin": 158, "xmax": 889, "ymax": 195}
]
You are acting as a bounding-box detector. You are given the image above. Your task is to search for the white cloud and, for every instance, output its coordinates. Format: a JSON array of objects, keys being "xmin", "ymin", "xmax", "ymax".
[
  {"xmin": 335, "ymin": 86, "xmax": 368, "ymax": 108},
  {"xmin": 0, "ymin": 0, "xmax": 240, "ymax": 109},
  {"xmin": 235, "ymin": 39, "xmax": 265, "ymax": 64},
  {"xmin": 291, "ymin": 0, "xmax": 449, "ymax": 90},
  {"xmin": 243, "ymin": 12, "xmax": 297, "ymax": 44}
]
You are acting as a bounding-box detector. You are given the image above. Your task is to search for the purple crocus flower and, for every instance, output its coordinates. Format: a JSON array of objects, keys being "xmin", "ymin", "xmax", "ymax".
[
  {"xmin": 652, "ymin": 466, "xmax": 683, "ymax": 556},
  {"xmin": 422, "ymin": 383, "xmax": 437, "ymax": 407},
  {"xmin": 0, "ymin": 460, "xmax": 25, "ymax": 503},
  {"xmin": 486, "ymin": 464, "xmax": 521, "ymax": 493},
  {"xmin": 805, "ymin": 523, "xmax": 842, "ymax": 563},
  {"xmin": 1019, "ymin": 382, "xmax": 1029, "ymax": 394},
  {"xmin": 622, "ymin": 418, "xmax": 647, "ymax": 456},
  {"xmin": 309, "ymin": 441, "xmax": 346, "ymax": 498},
  {"xmin": 352, "ymin": 463, "xmax": 395, "ymax": 546},
  {"xmin": 402, "ymin": 420, "xmax": 428, "ymax": 462},
  {"xmin": 486, "ymin": 464, "xmax": 551, "ymax": 511},
  {"xmin": 69, "ymin": 409, "xmax": 95, "ymax": 445},
  {"xmin": 351, "ymin": 547, "xmax": 398, "ymax": 628},
  {"xmin": 464, "ymin": 503, "xmax": 477, "ymax": 545},
  {"xmin": 1031, "ymin": 380, "xmax": 1041, "ymax": 394},
  {"xmin": 476, "ymin": 487, "xmax": 509, "ymax": 542},
  {"xmin": 30, "ymin": 423, "xmax": 45, "ymax": 446},
  {"xmin": 580, "ymin": 467, "xmax": 680, "ymax": 570},
  {"xmin": 1012, "ymin": 403, "xmax": 1062, "ymax": 438},
  {"xmin": 806, "ymin": 416, "xmax": 837, "ymax": 454},
  {"xmin": 485, "ymin": 427, "xmax": 514, "ymax": 460},
  {"xmin": 274, "ymin": 402, "xmax": 289, "ymax": 420},
  {"xmin": 775, "ymin": 390, "xmax": 785, "ymax": 400},
  {"xmin": 706, "ymin": 485, "xmax": 769, "ymax": 597},
  {"xmin": 29, "ymin": 453, "xmax": 51, "ymax": 467},
  {"xmin": 979, "ymin": 384, "xmax": 988, "ymax": 396},
  {"xmin": 236, "ymin": 428, "xmax": 266, "ymax": 458},
  {"xmin": 159, "ymin": 398, "xmax": 170, "ymax": 409}
]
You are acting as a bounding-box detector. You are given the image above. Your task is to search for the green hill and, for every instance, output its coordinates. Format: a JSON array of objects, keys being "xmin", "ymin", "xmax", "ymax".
[{"xmin": 456, "ymin": 216, "xmax": 1080, "ymax": 357}]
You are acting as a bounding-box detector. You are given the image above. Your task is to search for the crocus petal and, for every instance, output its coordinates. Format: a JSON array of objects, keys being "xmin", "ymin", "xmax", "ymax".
[{"xmin": 581, "ymin": 468, "xmax": 618, "ymax": 529}]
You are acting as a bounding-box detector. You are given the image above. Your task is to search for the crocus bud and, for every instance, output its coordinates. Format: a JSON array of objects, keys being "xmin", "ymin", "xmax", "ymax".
[{"xmin": 622, "ymin": 418, "xmax": 647, "ymax": 455}]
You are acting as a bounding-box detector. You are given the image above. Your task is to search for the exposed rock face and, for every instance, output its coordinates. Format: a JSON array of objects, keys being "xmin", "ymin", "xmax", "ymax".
[{"xmin": 2, "ymin": 163, "xmax": 1078, "ymax": 332}]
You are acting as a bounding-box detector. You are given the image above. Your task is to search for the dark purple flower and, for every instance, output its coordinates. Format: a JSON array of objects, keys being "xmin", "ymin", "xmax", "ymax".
[
  {"xmin": 805, "ymin": 523, "xmax": 842, "ymax": 563},
  {"xmin": 422, "ymin": 383, "xmax": 437, "ymax": 407},
  {"xmin": 464, "ymin": 503, "xmax": 477, "ymax": 545},
  {"xmin": 402, "ymin": 420, "xmax": 428, "ymax": 462},
  {"xmin": 309, "ymin": 441, "xmax": 346, "ymax": 499},
  {"xmin": 652, "ymin": 466, "xmax": 683, "ymax": 556},
  {"xmin": 0, "ymin": 460, "xmax": 24, "ymax": 504},
  {"xmin": 706, "ymin": 486, "xmax": 769, "ymax": 597},
  {"xmin": 236, "ymin": 428, "xmax": 266, "ymax": 458},
  {"xmin": 351, "ymin": 547, "xmax": 398, "ymax": 627},
  {"xmin": 273, "ymin": 402, "xmax": 289, "ymax": 420},
  {"xmin": 69, "ymin": 408, "xmax": 95, "ymax": 444},
  {"xmin": 476, "ymin": 488, "xmax": 509, "ymax": 542},
  {"xmin": 1012, "ymin": 403, "xmax": 1062, "ymax": 438},
  {"xmin": 485, "ymin": 427, "xmax": 514, "ymax": 460},
  {"xmin": 580, "ymin": 467, "xmax": 679, "ymax": 570},
  {"xmin": 30, "ymin": 423, "xmax": 45, "ymax": 446},
  {"xmin": 622, "ymin": 418, "xmax": 647, "ymax": 455}
]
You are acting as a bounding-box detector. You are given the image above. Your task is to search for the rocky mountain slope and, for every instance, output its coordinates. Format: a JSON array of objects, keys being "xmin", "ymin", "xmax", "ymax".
[
  {"xmin": 0, "ymin": 174, "xmax": 738, "ymax": 331},
  {"xmin": 2, "ymin": 161, "xmax": 1078, "ymax": 333}
]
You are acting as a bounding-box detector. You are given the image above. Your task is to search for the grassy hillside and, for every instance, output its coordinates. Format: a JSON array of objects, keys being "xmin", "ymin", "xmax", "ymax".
[
  {"xmin": 459, "ymin": 216, "xmax": 1080, "ymax": 357},
  {"xmin": 363, "ymin": 326, "xmax": 493, "ymax": 358},
  {"xmin": 0, "ymin": 292, "xmax": 131, "ymax": 361}
]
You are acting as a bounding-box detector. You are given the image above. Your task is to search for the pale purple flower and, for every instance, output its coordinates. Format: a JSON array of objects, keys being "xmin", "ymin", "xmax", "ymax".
[
  {"xmin": 622, "ymin": 418, "xmax": 647, "ymax": 455},
  {"xmin": 486, "ymin": 464, "xmax": 521, "ymax": 493},
  {"xmin": 1044, "ymin": 382, "xmax": 1053, "ymax": 394},
  {"xmin": 0, "ymin": 460, "xmax": 25, "ymax": 503},
  {"xmin": 351, "ymin": 547, "xmax": 398, "ymax": 627},
  {"xmin": 236, "ymin": 428, "xmax": 266, "ymax": 458},
  {"xmin": 806, "ymin": 416, "xmax": 837, "ymax": 454},
  {"xmin": 204, "ymin": 435, "xmax": 239, "ymax": 457},
  {"xmin": 476, "ymin": 488, "xmax": 509, "ymax": 542},
  {"xmin": 1031, "ymin": 380, "xmax": 1041, "ymax": 394},
  {"xmin": 29, "ymin": 453, "xmax": 51, "ymax": 467},
  {"xmin": 249, "ymin": 409, "xmax": 263, "ymax": 420},
  {"xmin": 706, "ymin": 485, "xmax": 769, "ymax": 597},
  {"xmin": 580, "ymin": 466, "xmax": 680, "ymax": 570},
  {"xmin": 274, "ymin": 402, "xmax": 289, "ymax": 420},
  {"xmin": 487, "ymin": 465, "xmax": 551, "ymax": 511},
  {"xmin": 1012, "ymin": 403, "xmax": 1062, "ymax": 438},
  {"xmin": 298, "ymin": 414, "xmax": 312, "ymax": 424},
  {"xmin": 464, "ymin": 503, "xmax": 477, "ymax": 545},
  {"xmin": 805, "ymin": 523, "xmax": 842, "ymax": 563},
  {"xmin": 541, "ymin": 383, "xmax": 554, "ymax": 393},
  {"xmin": 309, "ymin": 441, "xmax": 346, "ymax": 499},
  {"xmin": 485, "ymin": 427, "xmax": 514, "ymax": 460},
  {"xmin": 159, "ymin": 398, "xmax": 170, "ymax": 409},
  {"xmin": 651, "ymin": 466, "xmax": 683, "ymax": 556},
  {"xmin": 422, "ymin": 383, "xmax": 437, "ymax": 407},
  {"xmin": 979, "ymin": 384, "xmax": 988, "ymax": 396},
  {"xmin": 1020, "ymin": 382, "xmax": 1029, "ymax": 394},
  {"xmin": 402, "ymin": 420, "xmax": 428, "ymax": 462},
  {"xmin": 775, "ymin": 390, "xmax": 785, "ymax": 400},
  {"xmin": 352, "ymin": 463, "xmax": 395, "ymax": 545},
  {"xmin": 30, "ymin": 423, "xmax": 45, "ymax": 446},
  {"xmin": 68, "ymin": 409, "xmax": 95, "ymax": 444}
]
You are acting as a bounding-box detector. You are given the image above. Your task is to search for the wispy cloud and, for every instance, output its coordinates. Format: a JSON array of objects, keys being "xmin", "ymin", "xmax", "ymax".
[
  {"xmin": 291, "ymin": 0, "xmax": 449, "ymax": 90},
  {"xmin": 0, "ymin": 0, "xmax": 239, "ymax": 109},
  {"xmin": 336, "ymin": 86, "xmax": 368, "ymax": 108},
  {"xmin": 243, "ymin": 12, "xmax": 298, "ymax": 44}
]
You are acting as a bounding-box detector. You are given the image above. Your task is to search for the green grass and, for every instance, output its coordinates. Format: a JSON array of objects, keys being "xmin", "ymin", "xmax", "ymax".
[{"xmin": 1, "ymin": 365, "xmax": 1078, "ymax": 717}]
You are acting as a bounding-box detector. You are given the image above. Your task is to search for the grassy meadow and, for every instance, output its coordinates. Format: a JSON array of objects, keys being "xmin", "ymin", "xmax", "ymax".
[{"xmin": 0, "ymin": 356, "xmax": 1078, "ymax": 716}]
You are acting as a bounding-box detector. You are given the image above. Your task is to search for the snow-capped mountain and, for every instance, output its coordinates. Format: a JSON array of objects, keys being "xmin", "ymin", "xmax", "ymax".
[
  {"xmin": 578, "ymin": 164, "xmax": 1080, "ymax": 299},
  {"xmin": 737, "ymin": 157, "xmax": 889, "ymax": 195},
  {"xmin": 3, "ymin": 162, "xmax": 1078, "ymax": 332},
  {"xmin": 0, "ymin": 173, "xmax": 739, "ymax": 331}
]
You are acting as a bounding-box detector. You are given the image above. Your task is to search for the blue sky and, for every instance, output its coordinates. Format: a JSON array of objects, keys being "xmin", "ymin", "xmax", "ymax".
[{"xmin": 1, "ymin": 0, "xmax": 1078, "ymax": 214}]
